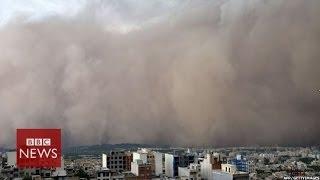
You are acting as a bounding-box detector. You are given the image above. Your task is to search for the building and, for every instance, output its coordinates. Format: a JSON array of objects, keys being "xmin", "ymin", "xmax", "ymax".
[
  {"xmin": 178, "ymin": 163, "xmax": 201, "ymax": 180},
  {"xmin": 133, "ymin": 152, "xmax": 147, "ymax": 164},
  {"xmin": 125, "ymin": 152, "xmax": 133, "ymax": 171},
  {"xmin": 211, "ymin": 164, "xmax": 249, "ymax": 180},
  {"xmin": 102, "ymin": 154, "xmax": 107, "ymax": 168},
  {"xmin": 101, "ymin": 150, "xmax": 132, "ymax": 172},
  {"xmin": 154, "ymin": 152, "xmax": 165, "ymax": 176},
  {"xmin": 212, "ymin": 170, "xmax": 249, "ymax": 180},
  {"xmin": 132, "ymin": 148, "xmax": 155, "ymax": 175},
  {"xmin": 229, "ymin": 155, "xmax": 248, "ymax": 172},
  {"xmin": 200, "ymin": 153, "xmax": 222, "ymax": 179},
  {"xmin": 131, "ymin": 159, "xmax": 152, "ymax": 179},
  {"xmin": 222, "ymin": 164, "xmax": 237, "ymax": 174},
  {"xmin": 6, "ymin": 151, "xmax": 16, "ymax": 167},
  {"xmin": 96, "ymin": 167, "xmax": 124, "ymax": 180},
  {"xmin": 164, "ymin": 152, "xmax": 195, "ymax": 177}
]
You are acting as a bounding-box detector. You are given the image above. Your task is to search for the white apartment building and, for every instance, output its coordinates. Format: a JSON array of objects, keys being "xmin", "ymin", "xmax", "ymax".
[
  {"xmin": 212, "ymin": 164, "xmax": 249, "ymax": 180},
  {"xmin": 6, "ymin": 151, "xmax": 16, "ymax": 167},
  {"xmin": 154, "ymin": 152, "xmax": 165, "ymax": 176},
  {"xmin": 200, "ymin": 153, "xmax": 222, "ymax": 179},
  {"xmin": 178, "ymin": 163, "xmax": 201, "ymax": 180},
  {"xmin": 132, "ymin": 148, "xmax": 155, "ymax": 174},
  {"xmin": 133, "ymin": 152, "xmax": 147, "ymax": 164}
]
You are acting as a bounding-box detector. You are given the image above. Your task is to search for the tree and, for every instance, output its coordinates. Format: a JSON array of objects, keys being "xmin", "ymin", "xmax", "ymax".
[
  {"xmin": 22, "ymin": 176, "xmax": 32, "ymax": 180},
  {"xmin": 75, "ymin": 168, "xmax": 89, "ymax": 179}
]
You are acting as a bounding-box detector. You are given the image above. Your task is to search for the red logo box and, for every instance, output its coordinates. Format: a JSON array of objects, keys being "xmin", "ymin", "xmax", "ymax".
[{"xmin": 16, "ymin": 129, "xmax": 61, "ymax": 168}]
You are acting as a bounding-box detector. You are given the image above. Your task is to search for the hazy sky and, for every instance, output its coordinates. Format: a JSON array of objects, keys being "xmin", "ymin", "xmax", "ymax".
[
  {"xmin": 0, "ymin": 0, "xmax": 319, "ymax": 147},
  {"xmin": 0, "ymin": 0, "xmax": 184, "ymax": 32}
]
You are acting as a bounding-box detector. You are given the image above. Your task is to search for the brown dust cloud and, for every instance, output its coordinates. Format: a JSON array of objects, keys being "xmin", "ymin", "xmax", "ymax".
[{"xmin": 0, "ymin": 0, "xmax": 320, "ymax": 147}]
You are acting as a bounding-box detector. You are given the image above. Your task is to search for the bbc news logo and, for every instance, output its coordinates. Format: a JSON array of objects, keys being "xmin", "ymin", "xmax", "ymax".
[
  {"xmin": 26, "ymin": 138, "xmax": 51, "ymax": 146},
  {"xmin": 17, "ymin": 129, "xmax": 61, "ymax": 168}
]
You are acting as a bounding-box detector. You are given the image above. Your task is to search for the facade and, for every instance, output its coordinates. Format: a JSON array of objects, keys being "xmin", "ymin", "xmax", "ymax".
[
  {"xmin": 221, "ymin": 164, "xmax": 237, "ymax": 174},
  {"xmin": 133, "ymin": 152, "xmax": 147, "ymax": 164},
  {"xmin": 154, "ymin": 152, "xmax": 165, "ymax": 176},
  {"xmin": 178, "ymin": 163, "xmax": 201, "ymax": 180},
  {"xmin": 211, "ymin": 164, "xmax": 249, "ymax": 180},
  {"xmin": 200, "ymin": 153, "xmax": 222, "ymax": 179},
  {"xmin": 229, "ymin": 155, "xmax": 249, "ymax": 172},
  {"xmin": 101, "ymin": 150, "xmax": 132, "ymax": 172},
  {"xmin": 96, "ymin": 168, "xmax": 124, "ymax": 180},
  {"xmin": 147, "ymin": 152, "xmax": 155, "ymax": 174},
  {"xmin": 164, "ymin": 153, "xmax": 195, "ymax": 177},
  {"xmin": 6, "ymin": 151, "xmax": 16, "ymax": 167},
  {"xmin": 124, "ymin": 152, "xmax": 133, "ymax": 171},
  {"xmin": 132, "ymin": 149, "xmax": 155, "ymax": 175},
  {"xmin": 102, "ymin": 154, "xmax": 107, "ymax": 168},
  {"xmin": 212, "ymin": 170, "xmax": 249, "ymax": 180},
  {"xmin": 131, "ymin": 159, "xmax": 152, "ymax": 179},
  {"xmin": 212, "ymin": 170, "xmax": 233, "ymax": 180}
]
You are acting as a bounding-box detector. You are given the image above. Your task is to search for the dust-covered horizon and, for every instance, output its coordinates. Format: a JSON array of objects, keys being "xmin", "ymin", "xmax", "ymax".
[{"xmin": 0, "ymin": 0, "xmax": 320, "ymax": 147}]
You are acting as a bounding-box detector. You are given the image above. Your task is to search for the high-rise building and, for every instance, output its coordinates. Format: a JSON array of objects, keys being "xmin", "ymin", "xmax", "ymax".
[
  {"xmin": 132, "ymin": 149, "xmax": 155, "ymax": 174},
  {"xmin": 154, "ymin": 152, "xmax": 165, "ymax": 176},
  {"xmin": 101, "ymin": 150, "xmax": 132, "ymax": 172},
  {"xmin": 200, "ymin": 153, "xmax": 223, "ymax": 179},
  {"xmin": 131, "ymin": 159, "xmax": 152, "ymax": 179},
  {"xmin": 164, "ymin": 152, "xmax": 195, "ymax": 177},
  {"xmin": 229, "ymin": 155, "xmax": 249, "ymax": 172}
]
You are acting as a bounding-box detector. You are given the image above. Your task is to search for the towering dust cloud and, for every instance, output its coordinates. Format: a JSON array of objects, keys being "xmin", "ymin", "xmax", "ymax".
[{"xmin": 0, "ymin": 0, "xmax": 319, "ymax": 147}]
